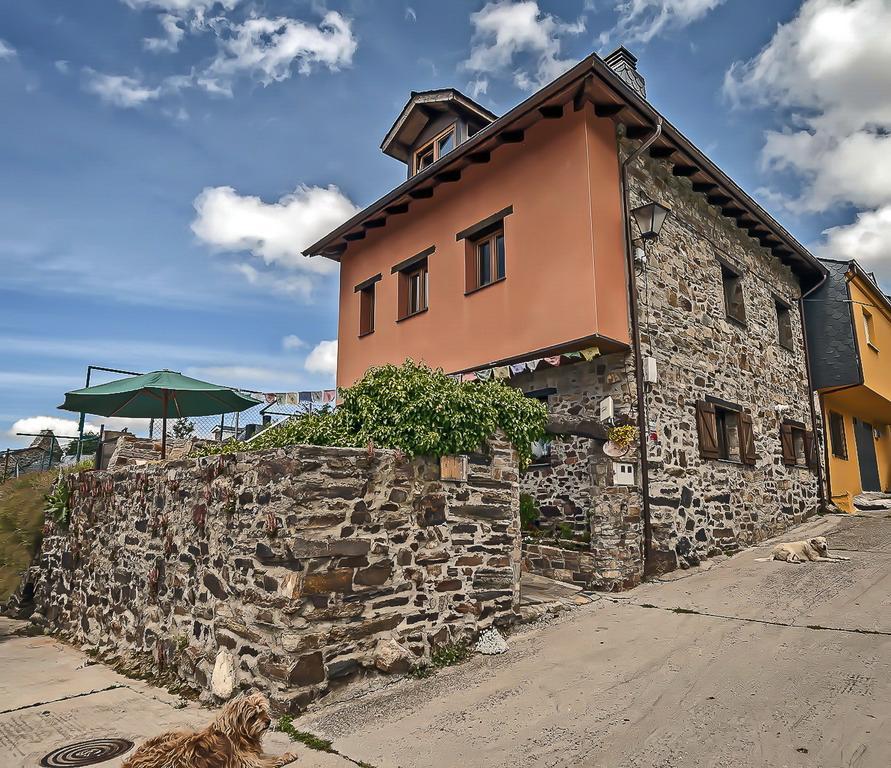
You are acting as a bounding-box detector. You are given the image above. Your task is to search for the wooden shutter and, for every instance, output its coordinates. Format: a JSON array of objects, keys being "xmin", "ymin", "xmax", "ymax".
[
  {"xmin": 804, "ymin": 430, "xmax": 819, "ymax": 471},
  {"xmin": 738, "ymin": 411, "xmax": 756, "ymax": 465},
  {"xmin": 780, "ymin": 422, "xmax": 796, "ymax": 466},
  {"xmin": 695, "ymin": 401, "xmax": 720, "ymax": 460}
]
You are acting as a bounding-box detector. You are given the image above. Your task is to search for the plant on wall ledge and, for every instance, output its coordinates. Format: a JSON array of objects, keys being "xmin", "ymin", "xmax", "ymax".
[
  {"xmin": 193, "ymin": 360, "xmax": 548, "ymax": 469},
  {"xmin": 607, "ymin": 424, "xmax": 638, "ymax": 450},
  {"xmin": 44, "ymin": 473, "xmax": 71, "ymax": 529}
]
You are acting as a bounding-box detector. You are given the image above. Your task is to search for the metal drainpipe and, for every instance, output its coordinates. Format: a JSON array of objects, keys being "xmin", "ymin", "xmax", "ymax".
[
  {"xmin": 799, "ymin": 270, "xmax": 830, "ymax": 512},
  {"xmin": 620, "ymin": 116, "xmax": 663, "ymax": 577}
]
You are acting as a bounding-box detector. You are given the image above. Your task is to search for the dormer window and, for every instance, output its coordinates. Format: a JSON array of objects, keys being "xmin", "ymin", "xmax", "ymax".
[{"xmin": 414, "ymin": 126, "xmax": 456, "ymax": 174}]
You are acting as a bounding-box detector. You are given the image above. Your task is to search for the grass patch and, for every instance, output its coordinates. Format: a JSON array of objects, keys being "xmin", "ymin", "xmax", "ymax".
[
  {"xmin": 412, "ymin": 641, "xmax": 473, "ymax": 678},
  {"xmin": 277, "ymin": 716, "xmax": 334, "ymax": 753},
  {"xmin": 0, "ymin": 470, "xmax": 55, "ymax": 601}
]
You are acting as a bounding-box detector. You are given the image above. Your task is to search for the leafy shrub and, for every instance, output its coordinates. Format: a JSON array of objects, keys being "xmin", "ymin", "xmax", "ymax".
[
  {"xmin": 519, "ymin": 493, "xmax": 539, "ymax": 531},
  {"xmin": 44, "ymin": 474, "xmax": 71, "ymax": 528},
  {"xmin": 194, "ymin": 360, "xmax": 547, "ymax": 468}
]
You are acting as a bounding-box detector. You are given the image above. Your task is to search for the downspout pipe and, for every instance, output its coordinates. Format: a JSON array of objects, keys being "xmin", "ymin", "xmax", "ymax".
[
  {"xmin": 799, "ymin": 271, "xmax": 830, "ymax": 512},
  {"xmin": 620, "ymin": 116, "xmax": 662, "ymax": 578}
]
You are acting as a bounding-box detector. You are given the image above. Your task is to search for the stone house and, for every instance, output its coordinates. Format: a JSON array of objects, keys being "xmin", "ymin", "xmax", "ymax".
[
  {"xmin": 305, "ymin": 48, "xmax": 826, "ymax": 587},
  {"xmin": 2, "ymin": 431, "xmax": 63, "ymax": 479}
]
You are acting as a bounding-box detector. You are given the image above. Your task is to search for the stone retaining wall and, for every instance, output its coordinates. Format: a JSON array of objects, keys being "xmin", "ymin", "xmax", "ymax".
[{"xmin": 14, "ymin": 438, "xmax": 520, "ymax": 713}]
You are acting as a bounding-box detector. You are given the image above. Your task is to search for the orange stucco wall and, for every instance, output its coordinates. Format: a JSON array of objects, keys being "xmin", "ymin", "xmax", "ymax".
[
  {"xmin": 823, "ymin": 275, "xmax": 891, "ymax": 510},
  {"xmin": 335, "ymin": 108, "xmax": 629, "ymax": 387}
]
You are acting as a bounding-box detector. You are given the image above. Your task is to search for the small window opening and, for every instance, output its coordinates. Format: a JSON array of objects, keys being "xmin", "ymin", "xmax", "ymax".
[
  {"xmin": 776, "ymin": 301, "xmax": 794, "ymax": 350},
  {"xmin": 721, "ymin": 264, "xmax": 746, "ymax": 324},
  {"xmin": 829, "ymin": 411, "xmax": 847, "ymax": 459},
  {"xmin": 398, "ymin": 259, "xmax": 428, "ymax": 319},
  {"xmin": 467, "ymin": 229, "xmax": 505, "ymax": 292},
  {"xmin": 359, "ymin": 284, "xmax": 375, "ymax": 336}
]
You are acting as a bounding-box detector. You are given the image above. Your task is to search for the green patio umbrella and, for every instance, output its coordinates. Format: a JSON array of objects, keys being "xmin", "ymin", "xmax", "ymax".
[{"xmin": 58, "ymin": 370, "xmax": 261, "ymax": 459}]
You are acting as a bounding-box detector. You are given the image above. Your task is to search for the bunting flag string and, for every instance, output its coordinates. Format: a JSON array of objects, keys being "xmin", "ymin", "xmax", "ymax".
[
  {"xmin": 453, "ymin": 345, "xmax": 601, "ymax": 385},
  {"xmin": 236, "ymin": 388, "xmax": 339, "ymax": 407}
]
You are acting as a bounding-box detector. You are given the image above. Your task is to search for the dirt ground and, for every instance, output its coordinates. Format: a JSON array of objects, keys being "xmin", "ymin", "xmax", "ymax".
[{"xmin": 2, "ymin": 509, "xmax": 889, "ymax": 768}]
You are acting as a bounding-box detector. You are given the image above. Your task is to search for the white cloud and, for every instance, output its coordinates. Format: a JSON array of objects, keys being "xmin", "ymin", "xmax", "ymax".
[
  {"xmin": 464, "ymin": 1, "xmax": 585, "ymax": 91},
  {"xmin": 282, "ymin": 334, "xmax": 306, "ymax": 351},
  {"xmin": 232, "ymin": 263, "xmax": 315, "ymax": 299},
  {"xmin": 405, "ymin": 7, "xmax": 417, "ymax": 22},
  {"xmin": 725, "ymin": 0, "xmax": 891, "ymax": 290},
  {"xmin": 820, "ymin": 206, "xmax": 891, "ymax": 287},
  {"xmin": 468, "ymin": 77, "xmax": 489, "ymax": 99},
  {"xmin": 83, "ymin": 70, "xmax": 161, "ymax": 108},
  {"xmin": 191, "ymin": 184, "xmax": 356, "ymax": 273},
  {"xmin": 208, "ymin": 11, "xmax": 357, "ymax": 85},
  {"xmin": 305, "ymin": 340, "xmax": 337, "ymax": 377},
  {"xmin": 611, "ymin": 0, "xmax": 725, "ymax": 44},
  {"xmin": 0, "ymin": 39, "xmax": 17, "ymax": 60},
  {"xmin": 7, "ymin": 416, "xmax": 93, "ymax": 442},
  {"xmin": 122, "ymin": 0, "xmax": 239, "ymax": 17},
  {"xmin": 54, "ymin": 60, "xmax": 70, "ymax": 74},
  {"xmin": 144, "ymin": 13, "xmax": 185, "ymax": 52}
]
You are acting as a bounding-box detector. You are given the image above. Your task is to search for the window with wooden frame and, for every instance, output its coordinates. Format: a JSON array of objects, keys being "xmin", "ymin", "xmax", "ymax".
[
  {"xmin": 775, "ymin": 299, "xmax": 794, "ymax": 350},
  {"xmin": 413, "ymin": 125, "xmax": 456, "ymax": 175},
  {"xmin": 780, "ymin": 419, "xmax": 818, "ymax": 470},
  {"xmin": 720, "ymin": 262, "xmax": 746, "ymax": 324},
  {"xmin": 392, "ymin": 246, "xmax": 434, "ymax": 320},
  {"xmin": 828, "ymin": 411, "xmax": 848, "ymax": 460},
  {"xmin": 695, "ymin": 399, "xmax": 756, "ymax": 465},
  {"xmin": 863, "ymin": 308, "xmax": 878, "ymax": 350},
  {"xmin": 458, "ymin": 206, "xmax": 512, "ymax": 294},
  {"xmin": 354, "ymin": 274, "xmax": 380, "ymax": 337}
]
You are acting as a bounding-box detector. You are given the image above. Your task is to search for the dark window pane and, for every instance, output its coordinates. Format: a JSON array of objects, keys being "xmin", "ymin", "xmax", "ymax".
[
  {"xmin": 477, "ymin": 240, "xmax": 491, "ymax": 286},
  {"xmin": 437, "ymin": 130, "xmax": 454, "ymax": 156},
  {"xmin": 495, "ymin": 234, "xmax": 505, "ymax": 279},
  {"xmin": 409, "ymin": 272, "xmax": 421, "ymax": 314},
  {"xmin": 416, "ymin": 148, "xmax": 434, "ymax": 171}
]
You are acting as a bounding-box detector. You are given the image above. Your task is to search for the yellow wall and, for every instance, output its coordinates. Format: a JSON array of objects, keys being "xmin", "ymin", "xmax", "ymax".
[{"xmin": 850, "ymin": 277, "xmax": 891, "ymax": 402}]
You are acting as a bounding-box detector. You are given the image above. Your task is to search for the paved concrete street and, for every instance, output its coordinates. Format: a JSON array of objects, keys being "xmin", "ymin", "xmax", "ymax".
[{"xmin": 2, "ymin": 509, "xmax": 889, "ymax": 767}]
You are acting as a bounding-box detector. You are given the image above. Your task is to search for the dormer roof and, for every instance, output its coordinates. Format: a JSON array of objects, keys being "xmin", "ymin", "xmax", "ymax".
[{"xmin": 381, "ymin": 88, "xmax": 498, "ymax": 163}]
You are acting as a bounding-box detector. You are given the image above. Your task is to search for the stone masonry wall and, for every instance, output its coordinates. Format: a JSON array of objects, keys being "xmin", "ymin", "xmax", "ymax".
[
  {"xmin": 628, "ymin": 140, "xmax": 821, "ymax": 571},
  {"xmin": 16, "ymin": 438, "xmax": 520, "ymax": 713},
  {"xmin": 514, "ymin": 355, "xmax": 644, "ymax": 591}
]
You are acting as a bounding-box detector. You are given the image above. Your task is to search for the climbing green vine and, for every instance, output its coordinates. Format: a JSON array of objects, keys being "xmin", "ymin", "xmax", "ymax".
[{"xmin": 193, "ymin": 360, "xmax": 547, "ymax": 468}]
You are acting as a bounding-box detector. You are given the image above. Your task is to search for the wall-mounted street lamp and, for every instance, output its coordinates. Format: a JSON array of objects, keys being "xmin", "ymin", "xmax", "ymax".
[{"xmin": 630, "ymin": 201, "xmax": 671, "ymax": 241}]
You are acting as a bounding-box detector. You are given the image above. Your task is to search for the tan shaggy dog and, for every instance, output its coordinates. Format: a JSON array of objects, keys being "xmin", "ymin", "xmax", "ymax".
[
  {"xmin": 756, "ymin": 536, "xmax": 851, "ymax": 564},
  {"xmin": 122, "ymin": 692, "xmax": 297, "ymax": 768}
]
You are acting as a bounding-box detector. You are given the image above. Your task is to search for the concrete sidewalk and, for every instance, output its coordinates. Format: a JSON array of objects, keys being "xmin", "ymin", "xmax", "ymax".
[{"xmin": 0, "ymin": 621, "xmax": 354, "ymax": 768}]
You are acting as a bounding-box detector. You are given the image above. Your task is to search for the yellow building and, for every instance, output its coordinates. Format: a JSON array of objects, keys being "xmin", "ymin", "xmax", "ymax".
[{"xmin": 805, "ymin": 259, "xmax": 891, "ymax": 511}]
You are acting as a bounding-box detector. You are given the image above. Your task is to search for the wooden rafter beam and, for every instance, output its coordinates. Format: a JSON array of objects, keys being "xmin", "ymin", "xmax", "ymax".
[{"xmin": 539, "ymin": 104, "xmax": 563, "ymax": 119}]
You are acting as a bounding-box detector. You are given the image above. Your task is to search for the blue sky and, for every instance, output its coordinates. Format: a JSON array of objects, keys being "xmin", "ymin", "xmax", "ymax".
[{"xmin": 1, "ymin": 0, "xmax": 888, "ymax": 448}]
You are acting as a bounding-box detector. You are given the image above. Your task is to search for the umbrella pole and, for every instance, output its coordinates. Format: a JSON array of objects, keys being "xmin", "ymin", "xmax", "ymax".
[{"xmin": 161, "ymin": 390, "xmax": 168, "ymax": 460}]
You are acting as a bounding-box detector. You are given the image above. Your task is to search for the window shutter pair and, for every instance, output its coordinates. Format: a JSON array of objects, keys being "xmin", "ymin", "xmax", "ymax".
[
  {"xmin": 695, "ymin": 401, "xmax": 756, "ymax": 465},
  {"xmin": 695, "ymin": 401, "xmax": 719, "ymax": 460}
]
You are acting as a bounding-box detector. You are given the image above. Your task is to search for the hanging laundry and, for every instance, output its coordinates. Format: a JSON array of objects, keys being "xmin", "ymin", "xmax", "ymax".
[
  {"xmin": 476, "ymin": 368, "xmax": 493, "ymax": 380},
  {"xmin": 563, "ymin": 351, "xmax": 582, "ymax": 360},
  {"xmin": 510, "ymin": 363, "xmax": 527, "ymax": 376},
  {"xmin": 311, "ymin": 391, "xmax": 324, "ymax": 405},
  {"xmin": 527, "ymin": 359, "xmax": 543, "ymax": 371},
  {"xmin": 299, "ymin": 391, "xmax": 312, "ymax": 403},
  {"xmin": 461, "ymin": 372, "xmax": 477, "ymax": 382},
  {"xmin": 493, "ymin": 366, "xmax": 510, "ymax": 380},
  {"xmin": 322, "ymin": 389, "xmax": 336, "ymax": 404},
  {"xmin": 282, "ymin": 392, "xmax": 299, "ymax": 405},
  {"xmin": 543, "ymin": 355, "xmax": 562, "ymax": 367},
  {"xmin": 580, "ymin": 346, "xmax": 601, "ymax": 361}
]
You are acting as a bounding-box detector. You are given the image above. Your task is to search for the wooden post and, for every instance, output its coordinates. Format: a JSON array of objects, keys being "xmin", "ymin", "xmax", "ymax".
[{"xmin": 161, "ymin": 391, "xmax": 168, "ymax": 460}]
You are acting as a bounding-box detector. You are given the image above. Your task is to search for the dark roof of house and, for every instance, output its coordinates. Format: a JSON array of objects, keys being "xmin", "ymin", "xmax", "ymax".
[
  {"xmin": 306, "ymin": 51, "xmax": 826, "ymax": 289},
  {"xmin": 819, "ymin": 257, "xmax": 891, "ymax": 315}
]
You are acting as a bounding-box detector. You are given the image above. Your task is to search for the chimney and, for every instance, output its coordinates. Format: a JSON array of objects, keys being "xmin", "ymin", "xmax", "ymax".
[{"xmin": 604, "ymin": 46, "xmax": 646, "ymax": 99}]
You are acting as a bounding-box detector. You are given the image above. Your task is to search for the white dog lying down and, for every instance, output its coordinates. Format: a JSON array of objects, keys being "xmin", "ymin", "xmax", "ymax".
[{"xmin": 756, "ymin": 536, "xmax": 850, "ymax": 563}]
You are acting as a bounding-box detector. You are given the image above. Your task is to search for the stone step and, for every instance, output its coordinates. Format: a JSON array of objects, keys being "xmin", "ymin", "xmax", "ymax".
[{"xmin": 853, "ymin": 492, "xmax": 891, "ymax": 511}]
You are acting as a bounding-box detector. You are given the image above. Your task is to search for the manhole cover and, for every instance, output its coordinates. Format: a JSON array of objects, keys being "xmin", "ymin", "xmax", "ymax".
[{"xmin": 40, "ymin": 738, "xmax": 134, "ymax": 767}]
